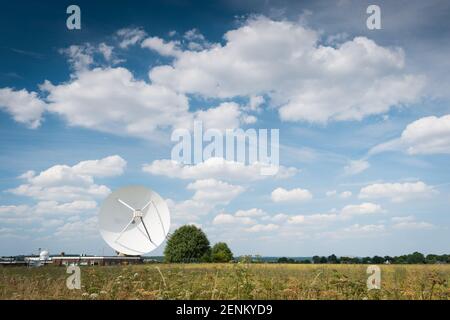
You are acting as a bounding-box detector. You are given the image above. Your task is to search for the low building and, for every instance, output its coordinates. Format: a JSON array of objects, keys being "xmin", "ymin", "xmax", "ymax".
[
  {"xmin": 52, "ymin": 255, "xmax": 143, "ymax": 266},
  {"xmin": 0, "ymin": 257, "xmax": 27, "ymax": 267}
]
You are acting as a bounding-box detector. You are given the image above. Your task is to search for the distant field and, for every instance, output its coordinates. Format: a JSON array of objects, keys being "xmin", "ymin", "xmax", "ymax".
[{"xmin": 1, "ymin": 264, "xmax": 449, "ymax": 300}]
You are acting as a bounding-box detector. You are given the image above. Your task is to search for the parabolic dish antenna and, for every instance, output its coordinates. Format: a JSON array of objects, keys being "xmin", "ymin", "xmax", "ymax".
[{"xmin": 98, "ymin": 186, "xmax": 170, "ymax": 256}]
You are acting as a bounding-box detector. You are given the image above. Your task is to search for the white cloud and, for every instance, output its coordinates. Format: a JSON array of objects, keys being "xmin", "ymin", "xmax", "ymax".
[
  {"xmin": 212, "ymin": 213, "xmax": 255, "ymax": 225},
  {"xmin": 187, "ymin": 179, "xmax": 245, "ymax": 205},
  {"xmin": 141, "ymin": 36, "xmax": 181, "ymax": 57},
  {"xmin": 288, "ymin": 213, "xmax": 338, "ymax": 225},
  {"xmin": 370, "ymin": 114, "xmax": 450, "ymax": 155},
  {"xmin": 166, "ymin": 198, "xmax": 213, "ymax": 222},
  {"xmin": 266, "ymin": 213, "xmax": 289, "ymax": 222},
  {"xmin": 59, "ymin": 45, "xmax": 95, "ymax": 72},
  {"xmin": 244, "ymin": 223, "xmax": 279, "ymax": 232},
  {"xmin": 34, "ymin": 200, "xmax": 97, "ymax": 215},
  {"xmin": 55, "ymin": 216, "xmax": 98, "ymax": 238},
  {"xmin": 320, "ymin": 224, "xmax": 386, "ymax": 239},
  {"xmin": 286, "ymin": 202, "xmax": 382, "ymax": 225},
  {"xmin": 359, "ymin": 181, "xmax": 436, "ymax": 202},
  {"xmin": 0, "ymin": 205, "xmax": 36, "ymax": 224},
  {"xmin": 326, "ymin": 190, "xmax": 352, "ymax": 198},
  {"xmin": 235, "ymin": 208, "xmax": 266, "ymax": 217},
  {"xmin": 247, "ymin": 95, "xmax": 265, "ymax": 112},
  {"xmin": 143, "ymin": 157, "xmax": 298, "ymax": 182},
  {"xmin": 326, "ymin": 190, "xmax": 337, "ymax": 197},
  {"xmin": 391, "ymin": 216, "xmax": 434, "ymax": 230},
  {"xmin": 8, "ymin": 155, "xmax": 124, "ymax": 202},
  {"xmin": 41, "ymin": 67, "xmax": 191, "ymax": 139},
  {"xmin": 194, "ymin": 102, "xmax": 242, "ymax": 130},
  {"xmin": 117, "ymin": 27, "xmax": 147, "ymax": 48},
  {"xmin": 339, "ymin": 191, "xmax": 352, "ymax": 199},
  {"xmin": 0, "ymin": 88, "xmax": 46, "ymax": 128},
  {"xmin": 344, "ymin": 159, "xmax": 370, "ymax": 175},
  {"xmin": 183, "ymin": 28, "xmax": 212, "ymax": 51},
  {"xmin": 72, "ymin": 155, "xmax": 126, "ymax": 177},
  {"xmin": 98, "ymin": 43, "xmax": 114, "ymax": 61},
  {"xmin": 149, "ymin": 16, "xmax": 424, "ymax": 123},
  {"xmin": 167, "ymin": 179, "xmax": 245, "ymax": 223},
  {"xmin": 340, "ymin": 202, "xmax": 383, "ymax": 217},
  {"xmin": 271, "ymin": 187, "xmax": 312, "ymax": 202}
]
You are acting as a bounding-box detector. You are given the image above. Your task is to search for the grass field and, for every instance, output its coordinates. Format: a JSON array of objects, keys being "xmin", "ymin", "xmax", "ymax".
[{"xmin": 1, "ymin": 263, "xmax": 449, "ymax": 300}]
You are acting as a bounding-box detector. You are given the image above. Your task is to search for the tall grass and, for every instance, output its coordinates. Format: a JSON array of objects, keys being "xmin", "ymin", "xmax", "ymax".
[{"xmin": 0, "ymin": 264, "xmax": 448, "ymax": 300}]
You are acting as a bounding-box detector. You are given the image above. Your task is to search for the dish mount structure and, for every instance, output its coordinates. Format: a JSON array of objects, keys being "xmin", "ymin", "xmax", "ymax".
[{"xmin": 98, "ymin": 185, "xmax": 171, "ymax": 256}]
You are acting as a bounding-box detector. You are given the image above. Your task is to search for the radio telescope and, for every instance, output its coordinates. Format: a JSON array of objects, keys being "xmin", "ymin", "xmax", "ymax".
[{"xmin": 99, "ymin": 186, "xmax": 170, "ymax": 256}]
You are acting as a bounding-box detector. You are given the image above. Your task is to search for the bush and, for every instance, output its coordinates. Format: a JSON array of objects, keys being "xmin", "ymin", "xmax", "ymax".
[
  {"xmin": 164, "ymin": 225, "xmax": 211, "ymax": 263},
  {"xmin": 211, "ymin": 242, "xmax": 233, "ymax": 262}
]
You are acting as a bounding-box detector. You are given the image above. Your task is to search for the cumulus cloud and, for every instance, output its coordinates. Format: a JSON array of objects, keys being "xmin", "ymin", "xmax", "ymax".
[
  {"xmin": 288, "ymin": 213, "xmax": 338, "ymax": 225},
  {"xmin": 370, "ymin": 114, "xmax": 450, "ymax": 155},
  {"xmin": 59, "ymin": 45, "xmax": 95, "ymax": 72},
  {"xmin": 235, "ymin": 208, "xmax": 266, "ymax": 217},
  {"xmin": 41, "ymin": 67, "xmax": 192, "ymax": 139},
  {"xmin": 166, "ymin": 198, "xmax": 213, "ymax": 222},
  {"xmin": 326, "ymin": 190, "xmax": 352, "ymax": 198},
  {"xmin": 8, "ymin": 155, "xmax": 125, "ymax": 202},
  {"xmin": 55, "ymin": 216, "xmax": 98, "ymax": 238},
  {"xmin": 244, "ymin": 223, "xmax": 279, "ymax": 232},
  {"xmin": 212, "ymin": 213, "xmax": 255, "ymax": 225},
  {"xmin": 194, "ymin": 102, "xmax": 243, "ymax": 131},
  {"xmin": 141, "ymin": 36, "xmax": 181, "ymax": 57},
  {"xmin": 187, "ymin": 179, "xmax": 245, "ymax": 205},
  {"xmin": 117, "ymin": 27, "xmax": 147, "ymax": 48},
  {"xmin": 149, "ymin": 16, "xmax": 424, "ymax": 123},
  {"xmin": 143, "ymin": 157, "xmax": 298, "ymax": 182},
  {"xmin": 340, "ymin": 202, "xmax": 383, "ymax": 217},
  {"xmin": 321, "ymin": 224, "xmax": 386, "ymax": 239},
  {"xmin": 359, "ymin": 181, "xmax": 436, "ymax": 202},
  {"xmin": 391, "ymin": 216, "xmax": 434, "ymax": 230},
  {"xmin": 34, "ymin": 200, "xmax": 97, "ymax": 215},
  {"xmin": 287, "ymin": 202, "xmax": 383, "ymax": 225},
  {"xmin": 72, "ymin": 155, "xmax": 126, "ymax": 177},
  {"xmin": 271, "ymin": 187, "xmax": 312, "ymax": 202},
  {"xmin": 167, "ymin": 179, "xmax": 245, "ymax": 223},
  {"xmin": 0, "ymin": 205, "xmax": 35, "ymax": 224},
  {"xmin": 344, "ymin": 159, "xmax": 370, "ymax": 175},
  {"xmin": 0, "ymin": 88, "xmax": 46, "ymax": 128}
]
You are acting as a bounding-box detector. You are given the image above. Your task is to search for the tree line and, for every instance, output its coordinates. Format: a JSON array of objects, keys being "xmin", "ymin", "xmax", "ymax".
[{"xmin": 164, "ymin": 225, "xmax": 448, "ymax": 264}]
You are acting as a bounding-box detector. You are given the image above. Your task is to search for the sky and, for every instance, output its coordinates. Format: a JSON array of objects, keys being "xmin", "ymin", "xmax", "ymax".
[{"xmin": 0, "ymin": 0, "xmax": 449, "ymax": 257}]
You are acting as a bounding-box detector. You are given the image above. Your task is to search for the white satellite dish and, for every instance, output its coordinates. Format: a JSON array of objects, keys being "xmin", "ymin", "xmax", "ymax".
[{"xmin": 98, "ymin": 186, "xmax": 170, "ymax": 256}]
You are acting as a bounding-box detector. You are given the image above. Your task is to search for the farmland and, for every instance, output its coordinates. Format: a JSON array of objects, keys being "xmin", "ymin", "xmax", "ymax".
[{"xmin": 1, "ymin": 263, "xmax": 449, "ymax": 300}]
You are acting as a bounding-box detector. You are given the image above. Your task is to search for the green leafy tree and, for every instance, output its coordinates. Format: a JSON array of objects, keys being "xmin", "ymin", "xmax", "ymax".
[
  {"xmin": 327, "ymin": 254, "xmax": 339, "ymax": 264},
  {"xmin": 211, "ymin": 242, "xmax": 233, "ymax": 262},
  {"xmin": 372, "ymin": 256, "xmax": 385, "ymax": 264},
  {"xmin": 164, "ymin": 225, "xmax": 211, "ymax": 263},
  {"xmin": 407, "ymin": 251, "xmax": 425, "ymax": 264},
  {"xmin": 312, "ymin": 256, "xmax": 321, "ymax": 264}
]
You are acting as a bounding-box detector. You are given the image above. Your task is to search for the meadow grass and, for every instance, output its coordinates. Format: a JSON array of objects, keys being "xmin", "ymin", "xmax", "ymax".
[{"xmin": 0, "ymin": 263, "xmax": 449, "ymax": 300}]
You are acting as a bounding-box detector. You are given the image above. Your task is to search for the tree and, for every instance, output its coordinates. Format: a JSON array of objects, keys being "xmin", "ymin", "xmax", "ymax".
[
  {"xmin": 211, "ymin": 242, "xmax": 233, "ymax": 262},
  {"xmin": 327, "ymin": 254, "xmax": 339, "ymax": 264},
  {"xmin": 164, "ymin": 225, "xmax": 211, "ymax": 263},
  {"xmin": 312, "ymin": 256, "xmax": 321, "ymax": 264},
  {"xmin": 372, "ymin": 256, "xmax": 385, "ymax": 264},
  {"xmin": 319, "ymin": 256, "xmax": 328, "ymax": 264},
  {"xmin": 362, "ymin": 256, "xmax": 372, "ymax": 264},
  {"xmin": 407, "ymin": 252, "xmax": 425, "ymax": 264}
]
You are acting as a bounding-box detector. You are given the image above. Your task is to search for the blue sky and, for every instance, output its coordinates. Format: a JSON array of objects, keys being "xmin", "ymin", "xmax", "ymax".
[{"xmin": 0, "ymin": 0, "xmax": 449, "ymax": 257}]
